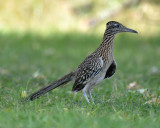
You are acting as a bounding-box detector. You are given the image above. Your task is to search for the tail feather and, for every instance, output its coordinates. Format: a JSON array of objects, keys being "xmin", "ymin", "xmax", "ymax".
[{"xmin": 28, "ymin": 72, "xmax": 74, "ymax": 101}]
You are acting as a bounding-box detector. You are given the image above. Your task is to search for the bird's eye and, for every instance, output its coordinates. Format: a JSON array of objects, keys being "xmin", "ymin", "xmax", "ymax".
[{"xmin": 113, "ymin": 24, "xmax": 119, "ymax": 28}]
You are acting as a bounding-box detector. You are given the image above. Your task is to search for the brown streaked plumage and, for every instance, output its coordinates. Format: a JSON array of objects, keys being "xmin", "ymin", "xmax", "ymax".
[{"xmin": 26, "ymin": 21, "xmax": 138, "ymax": 104}]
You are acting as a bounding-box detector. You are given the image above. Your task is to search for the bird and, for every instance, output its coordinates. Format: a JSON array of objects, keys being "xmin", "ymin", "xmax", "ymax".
[{"xmin": 27, "ymin": 21, "xmax": 138, "ymax": 104}]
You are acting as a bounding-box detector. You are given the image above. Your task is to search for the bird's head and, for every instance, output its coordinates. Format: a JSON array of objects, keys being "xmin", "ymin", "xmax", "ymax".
[{"xmin": 106, "ymin": 21, "xmax": 138, "ymax": 34}]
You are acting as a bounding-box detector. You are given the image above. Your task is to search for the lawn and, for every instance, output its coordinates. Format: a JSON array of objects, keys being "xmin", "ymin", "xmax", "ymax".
[{"xmin": 0, "ymin": 31, "xmax": 160, "ymax": 128}]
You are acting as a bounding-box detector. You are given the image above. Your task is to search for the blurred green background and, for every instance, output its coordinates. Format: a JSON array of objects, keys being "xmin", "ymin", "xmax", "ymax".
[
  {"xmin": 0, "ymin": 0, "xmax": 160, "ymax": 35},
  {"xmin": 0, "ymin": 0, "xmax": 160, "ymax": 128}
]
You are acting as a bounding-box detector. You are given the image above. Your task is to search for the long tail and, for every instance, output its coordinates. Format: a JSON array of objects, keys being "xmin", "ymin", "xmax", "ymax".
[{"xmin": 28, "ymin": 72, "xmax": 74, "ymax": 101}]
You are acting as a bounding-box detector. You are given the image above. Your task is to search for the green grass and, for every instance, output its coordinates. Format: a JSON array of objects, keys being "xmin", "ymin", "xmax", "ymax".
[{"xmin": 0, "ymin": 31, "xmax": 160, "ymax": 128}]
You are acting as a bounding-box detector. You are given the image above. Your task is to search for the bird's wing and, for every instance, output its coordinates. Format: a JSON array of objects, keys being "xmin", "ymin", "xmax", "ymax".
[
  {"xmin": 72, "ymin": 54, "xmax": 103, "ymax": 92},
  {"xmin": 104, "ymin": 60, "xmax": 116, "ymax": 79}
]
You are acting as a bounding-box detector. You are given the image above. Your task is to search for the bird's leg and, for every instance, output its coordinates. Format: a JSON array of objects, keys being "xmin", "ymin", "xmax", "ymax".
[
  {"xmin": 82, "ymin": 86, "xmax": 90, "ymax": 103},
  {"xmin": 82, "ymin": 90, "xmax": 90, "ymax": 103},
  {"xmin": 88, "ymin": 89, "xmax": 95, "ymax": 105}
]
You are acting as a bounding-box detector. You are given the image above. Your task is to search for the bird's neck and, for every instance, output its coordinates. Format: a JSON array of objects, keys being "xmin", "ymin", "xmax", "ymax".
[{"xmin": 97, "ymin": 32, "xmax": 116, "ymax": 63}]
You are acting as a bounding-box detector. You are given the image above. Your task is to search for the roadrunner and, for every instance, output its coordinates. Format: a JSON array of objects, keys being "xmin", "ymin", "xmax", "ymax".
[{"xmin": 27, "ymin": 21, "xmax": 137, "ymax": 103}]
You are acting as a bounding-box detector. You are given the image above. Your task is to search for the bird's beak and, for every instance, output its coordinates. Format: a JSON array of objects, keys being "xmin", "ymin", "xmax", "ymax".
[{"xmin": 123, "ymin": 27, "xmax": 138, "ymax": 34}]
